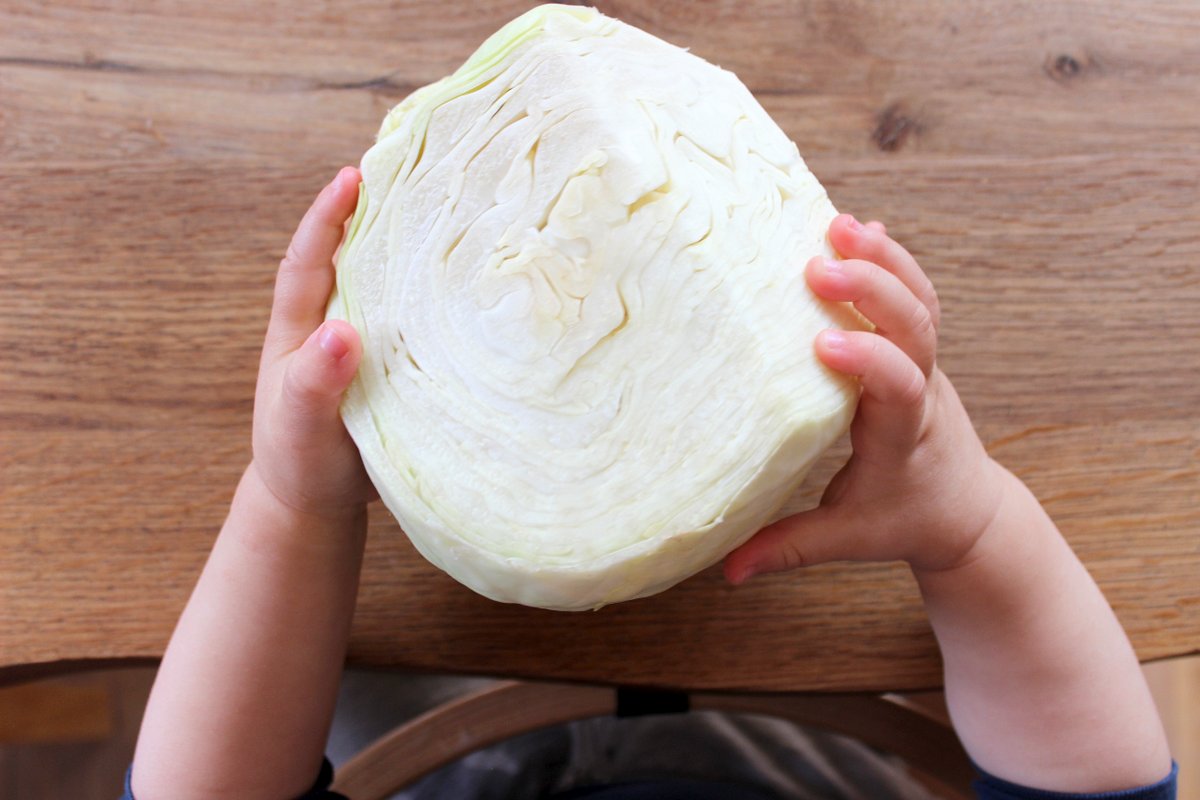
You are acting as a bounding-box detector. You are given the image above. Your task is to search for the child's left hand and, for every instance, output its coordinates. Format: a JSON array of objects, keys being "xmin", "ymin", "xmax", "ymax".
[
  {"xmin": 249, "ymin": 166, "xmax": 373, "ymax": 521},
  {"xmin": 131, "ymin": 168, "xmax": 374, "ymax": 799}
]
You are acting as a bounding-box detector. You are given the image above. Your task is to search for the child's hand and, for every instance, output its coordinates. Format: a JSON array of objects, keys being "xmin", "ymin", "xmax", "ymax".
[
  {"xmin": 249, "ymin": 167, "xmax": 372, "ymax": 521},
  {"xmin": 725, "ymin": 214, "xmax": 1007, "ymax": 581},
  {"xmin": 132, "ymin": 169, "xmax": 376, "ymax": 800}
]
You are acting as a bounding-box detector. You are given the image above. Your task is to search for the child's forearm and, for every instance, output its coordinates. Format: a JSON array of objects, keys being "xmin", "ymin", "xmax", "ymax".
[
  {"xmin": 914, "ymin": 465, "xmax": 1171, "ymax": 792},
  {"xmin": 131, "ymin": 464, "xmax": 366, "ymax": 800}
]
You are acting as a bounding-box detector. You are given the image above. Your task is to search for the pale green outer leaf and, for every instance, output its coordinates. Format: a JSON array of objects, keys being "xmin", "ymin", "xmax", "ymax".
[{"xmin": 327, "ymin": 4, "xmax": 863, "ymax": 610}]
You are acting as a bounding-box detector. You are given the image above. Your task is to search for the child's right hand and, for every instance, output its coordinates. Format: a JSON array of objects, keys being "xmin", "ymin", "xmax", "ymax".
[
  {"xmin": 726, "ymin": 218, "xmax": 1174, "ymax": 792},
  {"xmin": 725, "ymin": 214, "xmax": 1009, "ymax": 582}
]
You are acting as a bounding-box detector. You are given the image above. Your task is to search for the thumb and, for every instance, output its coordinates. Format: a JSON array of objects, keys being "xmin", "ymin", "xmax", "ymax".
[
  {"xmin": 280, "ymin": 320, "xmax": 362, "ymax": 434},
  {"xmin": 723, "ymin": 504, "xmax": 856, "ymax": 584}
]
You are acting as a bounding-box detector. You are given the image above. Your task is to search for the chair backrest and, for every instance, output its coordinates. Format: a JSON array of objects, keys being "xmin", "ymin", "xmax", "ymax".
[{"xmin": 329, "ymin": 679, "xmax": 975, "ymax": 800}]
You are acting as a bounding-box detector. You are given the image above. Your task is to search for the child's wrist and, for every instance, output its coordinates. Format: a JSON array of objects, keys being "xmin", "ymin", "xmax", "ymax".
[
  {"xmin": 907, "ymin": 458, "xmax": 1023, "ymax": 579},
  {"xmin": 910, "ymin": 465, "xmax": 1061, "ymax": 599},
  {"xmin": 245, "ymin": 461, "xmax": 366, "ymax": 521},
  {"xmin": 235, "ymin": 463, "xmax": 368, "ymax": 551}
]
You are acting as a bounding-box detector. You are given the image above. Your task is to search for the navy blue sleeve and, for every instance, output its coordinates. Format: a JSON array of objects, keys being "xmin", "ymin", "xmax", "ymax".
[
  {"xmin": 120, "ymin": 757, "xmax": 1177, "ymax": 800},
  {"xmin": 973, "ymin": 761, "xmax": 1178, "ymax": 800},
  {"xmin": 119, "ymin": 758, "xmax": 348, "ymax": 800}
]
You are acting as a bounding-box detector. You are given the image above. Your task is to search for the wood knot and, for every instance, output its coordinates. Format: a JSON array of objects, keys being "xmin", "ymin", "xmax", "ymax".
[
  {"xmin": 1045, "ymin": 52, "xmax": 1089, "ymax": 83},
  {"xmin": 871, "ymin": 104, "xmax": 919, "ymax": 152}
]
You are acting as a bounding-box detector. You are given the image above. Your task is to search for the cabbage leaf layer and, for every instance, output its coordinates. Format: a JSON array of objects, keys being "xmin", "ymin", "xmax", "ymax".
[{"xmin": 328, "ymin": 4, "xmax": 862, "ymax": 610}]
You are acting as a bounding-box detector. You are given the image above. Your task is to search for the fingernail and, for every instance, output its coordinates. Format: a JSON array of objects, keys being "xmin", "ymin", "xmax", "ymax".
[
  {"xmin": 822, "ymin": 256, "xmax": 843, "ymax": 274},
  {"xmin": 319, "ymin": 324, "xmax": 349, "ymax": 360},
  {"xmin": 740, "ymin": 565, "xmax": 759, "ymax": 583},
  {"xmin": 821, "ymin": 330, "xmax": 848, "ymax": 350},
  {"xmin": 846, "ymin": 215, "xmax": 864, "ymax": 232}
]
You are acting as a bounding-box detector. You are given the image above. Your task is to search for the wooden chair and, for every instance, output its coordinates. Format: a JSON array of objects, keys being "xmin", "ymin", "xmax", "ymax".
[{"xmin": 330, "ymin": 679, "xmax": 975, "ymax": 799}]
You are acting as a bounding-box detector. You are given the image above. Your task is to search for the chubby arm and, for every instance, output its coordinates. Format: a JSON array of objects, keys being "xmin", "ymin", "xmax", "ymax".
[
  {"xmin": 726, "ymin": 215, "xmax": 1172, "ymax": 792},
  {"xmin": 132, "ymin": 470, "xmax": 365, "ymax": 799},
  {"xmin": 132, "ymin": 168, "xmax": 371, "ymax": 799},
  {"xmin": 916, "ymin": 466, "xmax": 1170, "ymax": 790}
]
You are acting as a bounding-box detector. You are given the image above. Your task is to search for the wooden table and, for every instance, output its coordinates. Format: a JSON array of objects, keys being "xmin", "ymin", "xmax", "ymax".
[{"xmin": 2, "ymin": 1, "xmax": 1198, "ymax": 693}]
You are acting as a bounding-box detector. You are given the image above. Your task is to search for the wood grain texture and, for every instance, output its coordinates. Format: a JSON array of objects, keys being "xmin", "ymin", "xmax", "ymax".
[
  {"xmin": 0, "ymin": 679, "xmax": 111, "ymax": 743},
  {"xmin": 1145, "ymin": 657, "xmax": 1200, "ymax": 799},
  {"xmin": 331, "ymin": 681, "xmax": 974, "ymax": 798},
  {"xmin": 0, "ymin": 667, "xmax": 153, "ymax": 799},
  {"xmin": 2, "ymin": 0, "xmax": 1198, "ymax": 692}
]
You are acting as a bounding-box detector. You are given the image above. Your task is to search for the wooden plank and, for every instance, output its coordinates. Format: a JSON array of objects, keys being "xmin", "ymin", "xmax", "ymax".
[
  {"xmin": 0, "ymin": 680, "xmax": 111, "ymax": 743},
  {"xmin": 0, "ymin": 668, "xmax": 155, "ymax": 800},
  {"xmin": 1, "ymin": 0, "xmax": 1198, "ymax": 692},
  {"xmin": 1145, "ymin": 657, "xmax": 1200, "ymax": 799},
  {"xmin": 2, "ymin": 417, "xmax": 1193, "ymax": 691},
  {"xmin": 2, "ymin": 154, "xmax": 1195, "ymax": 428},
  {"xmin": 4, "ymin": 1, "xmax": 1200, "ymax": 165}
]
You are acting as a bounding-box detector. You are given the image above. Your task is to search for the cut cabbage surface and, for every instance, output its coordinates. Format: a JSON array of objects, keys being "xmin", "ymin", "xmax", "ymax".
[{"xmin": 327, "ymin": 4, "xmax": 862, "ymax": 610}]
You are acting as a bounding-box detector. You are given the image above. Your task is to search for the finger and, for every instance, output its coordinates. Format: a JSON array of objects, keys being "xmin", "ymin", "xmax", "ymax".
[
  {"xmin": 279, "ymin": 320, "xmax": 363, "ymax": 444},
  {"xmin": 816, "ymin": 329, "xmax": 926, "ymax": 449},
  {"xmin": 866, "ymin": 220, "xmax": 886, "ymax": 234},
  {"xmin": 828, "ymin": 214, "xmax": 940, "ymax": 330},
  {"xmin": 806, "ymin": 256, "xmax": 936, "ymax": 376},
  {"xmin": 724, "ymin": 503, "xmax": 857, "ymax": 582},
  {"xmin": 267, "ymin": 167, "xmax": 362, "ymax": 358}
]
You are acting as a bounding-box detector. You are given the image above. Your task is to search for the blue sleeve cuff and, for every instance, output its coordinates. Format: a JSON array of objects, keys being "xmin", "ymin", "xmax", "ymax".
[
  {"xmin": 119, "ymin": 757, "xmax": 1178, "ymax": 800},
  {"xmin": 973, "ymin": 761, "xmax": 1178, "ymax": 800},
  {"xmin": 120, "ymin": 757, "xmax": 348, "ymax": 800}
]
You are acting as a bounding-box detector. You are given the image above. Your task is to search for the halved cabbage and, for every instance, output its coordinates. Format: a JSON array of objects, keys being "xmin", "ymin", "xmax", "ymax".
[{"xmin": 327, "ymin": 4, "xmax": 862, "ymax": 610}]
